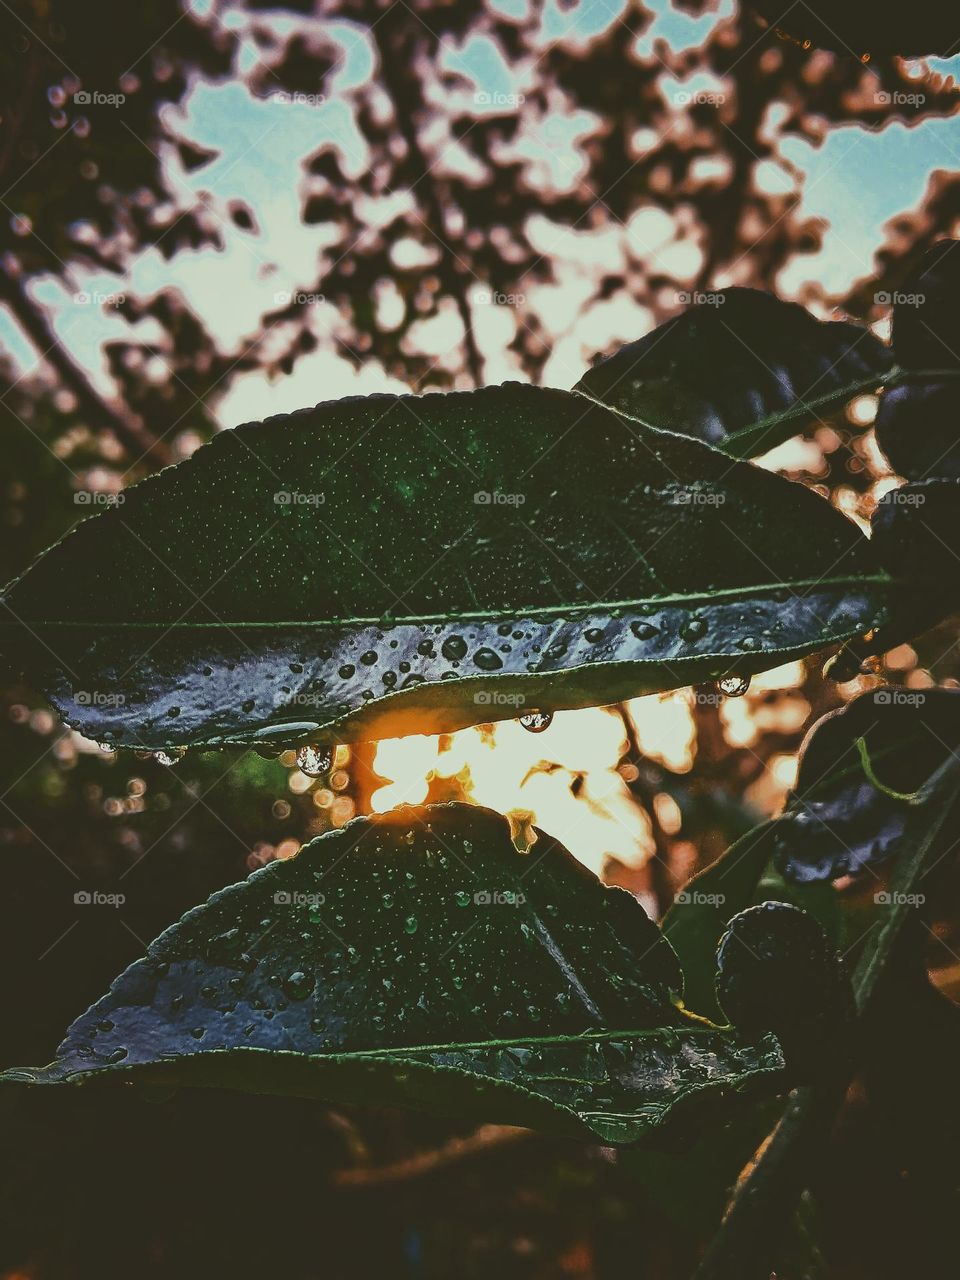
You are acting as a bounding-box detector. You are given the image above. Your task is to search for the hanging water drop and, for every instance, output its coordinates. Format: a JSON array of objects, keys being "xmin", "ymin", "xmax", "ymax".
[
  {"xmin": 153, "ymin": 748, "xmax": 187, "ymax": 767},
  {"xmin": 519, "ymin": 710, "xmax": 553, "ymax": 733},
  {"xmin": 717, "ymin": 674, "xmax": 751, "ymax": 698},
  {"xmin": 296, "ymin": 743, "xmax": 332, "ymax": 777}
]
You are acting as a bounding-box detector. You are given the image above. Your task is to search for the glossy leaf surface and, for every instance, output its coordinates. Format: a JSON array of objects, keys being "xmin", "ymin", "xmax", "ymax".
[
  {"xmin": 772, "ymin": 687, "xmax": 960, "ymax": 883},
  {"xmin": 0, "ymin": 384, "xmax": 889, "ymax": 750},
  {"xmin": 2, "ymin": 804, "xmax": 785, "ymax": 1144},
  {"xmin": 574, "ymin": 289, "xmax": 891, "ymax": 459}
]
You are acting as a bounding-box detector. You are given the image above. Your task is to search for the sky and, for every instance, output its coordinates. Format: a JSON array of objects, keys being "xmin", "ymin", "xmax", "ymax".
[{"xmin": 4, "ymin": 0, "xmax": 960, "ymax": 432}]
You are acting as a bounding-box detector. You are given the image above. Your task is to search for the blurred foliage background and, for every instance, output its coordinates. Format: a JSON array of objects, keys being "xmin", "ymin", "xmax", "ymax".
[{"xmin": 1, "ymin": 1, "xmax": 959, "ymax": 1276}]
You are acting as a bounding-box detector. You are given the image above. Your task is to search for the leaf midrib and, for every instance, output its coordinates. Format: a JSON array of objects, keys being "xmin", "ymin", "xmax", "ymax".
[{"xmin": 0, "ymin": 574, "xmax": 892, "ymax": 631}]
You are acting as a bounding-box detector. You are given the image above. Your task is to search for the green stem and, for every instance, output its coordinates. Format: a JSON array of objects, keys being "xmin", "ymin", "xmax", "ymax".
[{"xmin": 854, "ymin": 736, "xmax": 921, "ymax": 803}]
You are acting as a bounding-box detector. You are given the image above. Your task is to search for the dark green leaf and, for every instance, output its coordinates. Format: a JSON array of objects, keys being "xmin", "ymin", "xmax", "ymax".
[
  {"xmin": 2, "ymin": 804, "xmax": 785, "ymax": 1145},
  {"xmin": 874, "ymin": 381, "xmax": 960, "ymax": 482},
  {"xmin": 662, "ymin": 818, "xmax": 778, "ymax": 1022},
  {"xmin": 0, "ymin": 384, "xmax": 889, "ymax": 751},
  {"xmin": 871, "ymin": 478, "xmax": 960, "ymax": 596},
  {"xmin": 773, "ymin": 687, "xmax": 960, "ymax": 883},
  {"xmin": 574, "ymin": 289, "xmax": 892, "ymax": 459},
  {"xmin": 890, "ymin": 240, "xmax": 960, "ymax": 372},
  {"xmin": 715, "ymin": 903, "xmax": 853, "ymax": 1075},
  {"xmin": 874, "ymin": 242, "xmax": 960, "ymax": 483}
]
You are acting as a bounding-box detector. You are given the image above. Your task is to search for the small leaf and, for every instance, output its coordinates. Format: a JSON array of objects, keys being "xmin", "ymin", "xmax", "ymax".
[
  {"xmin": 715, "ymin": 902, "xmax": 853, "ymax": 1075},
  {"xmin": 2, "ymin": 804, "xmax": 785, "ymax": 1145},
  {"xmin": 890, "ymin": 241, "xmax": 960, "ymax": 373},
  {"xmin": 663, "ymin": 819, "xmax": 778, "ymax": 1022},
  {"xmin": 0, "ymin": 384, "xmax": 890, "ymax": 751},
  {"xmin": 773, "ymin": 687, "xmax": 960, "ymax": 883},
  {"xmin": 574, "ymin": 289, "xmax": 892, "ymax": 459},
  {"xmin": 873, "ymin": 242, "xmax": 960, "ymax": 483},
  {"xmin": 871, "ymin": 478, "xmax": 960, "ymax": 594},
  {"xmin": 874, "ymin": 381, "xmax": 960, "ymax": 483}
]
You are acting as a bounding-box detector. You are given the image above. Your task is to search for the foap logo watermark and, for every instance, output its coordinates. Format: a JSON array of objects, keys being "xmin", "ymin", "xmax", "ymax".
[
  {"xmin": 273, "ymin": 290, "xmax": 325, "ymax": 306},
  {"xmin": 885, "ymin": 488, "xmax": 926, "ymax": 506},
  {"xmin": 474, "ymin": 289, "xmax": 526, "ymax": 306},
  {"xmin": 74, "ymin": 490, "xmax": 125, "ymax": 506},
  {"xmin": 674, "ymin": 890, "xmax": 726, "ymax": 906},
  {"xmin": 672, "ymin": 89, "xmax": 725, "ymax": 107},
  {"xmin": 273, "ymin": 890, "xmax": 326, "ymax": 907},
  {"xmin": 274, "ymin": 490, "xmax": 326, "ymax": 508},
  {"xmin": 270, "ymin": 91, "xmax": 327, "ymax": 107},
  {"xmin": 875, "ymin": 290, "xmax": 926, "ymax": 308},
  {"xmin": 473, "ymin": 889, "xmax": 526, "ymax": 906},
  {"xmin": 74, "ymin": 890, "xmax": 125, "ymax": 907},
  {"xmin": 74, "ymin": 290, "xmax": 125, "ymax": 307},
  {"xmin": 474, "ymin": 690, "xmax": 526, "ymax": 708},
  {"xmin": 675, "ymin": 290, "xmax": 726, "ymax": 307},
  {"xmin": 73, "ymin": 90, "xmax": 126, "ymax": 107},
  {"xmin": 474, "ymin": 490, "xmax": 526, "ymax": 507},
  {"xmin": 74, "ymin": 690, "xmax": 125, "ymax": 708},
  {"xmin": 874, "ymin": 91, "xmax": 926, "ymax": 107},
  {"xmin": 874, "ymin": 890, "xmax": 925, "ymax": 906},
  {"xmin": 874, "ymin": 688, "xmax": 927, "ymax": 707},
  {"xmin": 693, "ymin": 688, "xmax": 724, "ymax": 707},
  {"xmin": 289, "ymin": 692, "xmax": 326, "ymax": 708},
  {"xmin": 671, "ymin": 490, "xmax": 726, "ymax": 507},
  {"xmin": 474, "ymin": 91, "xmax": 525, "ymax": 107}
]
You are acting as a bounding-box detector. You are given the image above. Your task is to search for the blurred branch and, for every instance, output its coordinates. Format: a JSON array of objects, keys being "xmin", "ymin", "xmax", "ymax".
[
  {"xmin": 370, "ymin": 9, "xmax": 483, "ymax": 387},
  {"xmin": 0, "ymin": 265, "xmax": 173, "ymax": 469},
  {"xmin": 331, "ymin": 1124, "xmax": 531, "ymax": 1187},
  {"xmin": 615, "ymin": 702, "xmax": 675, "ymax": 916}
]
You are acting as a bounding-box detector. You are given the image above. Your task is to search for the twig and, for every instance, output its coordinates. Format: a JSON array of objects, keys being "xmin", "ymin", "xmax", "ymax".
[
  {"xmin": 0, "ymin": 266, "xmax": 173, "ymax": 468},
  {"xmin": 331, "ymin": 1123, "xmax": 532, "ymax": 1187}
]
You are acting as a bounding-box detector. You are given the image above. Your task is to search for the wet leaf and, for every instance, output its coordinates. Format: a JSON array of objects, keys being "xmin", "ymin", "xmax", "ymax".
[
  {"xmin": 0, "ymin": 384, "xmax": 889, "ymax": 751},
  {"xmin": 1, "ymin": 804, "xmax": 786, "ymax": 1145},
  {"xmin": 772, "ymin": 687, "xmax": 960, "ymax": 883},
  {"xmin": 574, "ymin": 289, "xmax": 892, "ymax": 459}
]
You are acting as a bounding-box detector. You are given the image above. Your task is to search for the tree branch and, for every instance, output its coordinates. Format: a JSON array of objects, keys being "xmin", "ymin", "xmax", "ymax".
[{"xmin": 0, "ymin": 266, "xmax": 173, "ymax": 469}]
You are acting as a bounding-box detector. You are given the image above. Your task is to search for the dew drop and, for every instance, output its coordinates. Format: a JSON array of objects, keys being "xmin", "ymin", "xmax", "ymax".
[
  {"xmin": 473, "ymin": 647, "xmax": 503, "ymax": 671},
  {"xmin": 441, "ymin": 635, "xmax": 468, "ymax": 661},
  {"xmin": 296, "ymin": 744, "xmax": 332, "ymax": 777},
  {"xmin": 584, "ymin": 627, "xmax": 604, "ymax": 644},
  {"xmin": 630, "ymin": 620, "xmax": 659, "ymax": 641},
  {"xmin": 717, "ymin": 674, "xmax": 751, "ymax": 697},
  {"xmin": 519, "ymin": 710, "xmax": 553, "ymax": 733},
  {"xmin": 153, "ymin": 748, "xmax": 187, "ymax": 767},
  {"xmin": 404, "ymin": 915, "xmax": 419, "ymax": 935}
]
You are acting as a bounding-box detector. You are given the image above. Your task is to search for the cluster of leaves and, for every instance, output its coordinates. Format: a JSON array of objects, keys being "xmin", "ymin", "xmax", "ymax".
[
  {"xmin": 2, "ymin": 6, "xmax": 960, "ymax": 1276},
  {"xmin": 2, "ymin": 261, "xmax": 958, "ymax": 1188}
]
